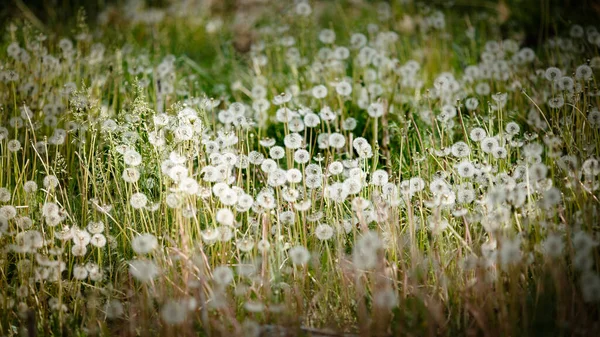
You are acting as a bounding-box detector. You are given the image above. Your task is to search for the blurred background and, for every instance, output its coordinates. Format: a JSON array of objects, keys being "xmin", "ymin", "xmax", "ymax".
[{"xmin": 2, "ymin": 0, "xmax": 600, "ymax": 48}]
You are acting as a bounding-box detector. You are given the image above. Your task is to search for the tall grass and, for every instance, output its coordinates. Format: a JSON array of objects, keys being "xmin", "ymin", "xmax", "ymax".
[{"xmin": 0, "ymin": 1, "xmax": 599, "ymax": 336}]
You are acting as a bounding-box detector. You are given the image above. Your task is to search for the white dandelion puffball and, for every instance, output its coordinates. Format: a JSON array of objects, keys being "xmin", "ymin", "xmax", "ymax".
[
  {"xmin": 289, "ymin": 245, "xmax": 310, "ymax": 265},
  {"xmin": 212, "ymin": 265, "xmax": 234, "ymax": 286},
  {"xmin": 161, "ymin": 299, "xmax": 188, "ymax": 325},
  {"xmin": 129, "ymin": 259, "xmax": 160, "ymax": 283},
  {"xmin": 216, "ymin": 208, "xmax": 235, "ymax": 227},
  {"xmin": 315, "ymin": 224, "xmax": 334, "ymax": 241},
  {"xmin": 131, "ymin": 233, "xmax": 159, "ymax": 255},
  {"xmin": 129, "ymin": 193, "xmax": 148, "ymax": 209}
]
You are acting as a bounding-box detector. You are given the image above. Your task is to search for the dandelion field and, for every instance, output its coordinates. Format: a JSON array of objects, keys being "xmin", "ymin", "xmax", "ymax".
[{"xmin": 1, "ymin": 0, "xmax": 600, "ymax": 336}]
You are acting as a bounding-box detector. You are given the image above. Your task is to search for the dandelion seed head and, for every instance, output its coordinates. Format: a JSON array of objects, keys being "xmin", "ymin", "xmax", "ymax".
[
  {"xmin": 161, "ymin": 300, "xmax": 188, "ymax": 325},
  {"xmin": 129, "ymin": 259, "xmax": 160, "ymax": 283},
  {"xmin": 289, "ymin": 245, "xmax": 310, "ymax": 265},
  {"xmin": 212, "ymin": 265, "xmax": 234, "ymax": 286},
  {"xmin": 131, "ymin": 233, "xmax": 158, "ymax": 254},
  {"xmin": 129, "ymin": 192, "xmax": 148, "ymax": 209},
  {"xmin": 315, "ymin": 224, "xmax": 334, "ymax": 241}
]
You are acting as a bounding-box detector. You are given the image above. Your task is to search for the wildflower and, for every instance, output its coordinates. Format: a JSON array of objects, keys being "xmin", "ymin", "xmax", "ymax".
[
  {"xmin": 0, "ymin": 216, "xmax": 9, "ymax": 234},
  {"xmin": 430, "ymin": 179, "xmax": 450, "ymax": 195},
  {"xmin": 216, "ymin": 208, "xmax": 235, "ymax": 226},
  {"xmin": 575, "ymin": 64, "xmax": 593, "ymax": 80},
  {"xmin": 480, "ymin": 137, "xmax": 499, "ymax": 153},
  {"xmin": 217, "ymin": 226, "xmax": 233, "ymax": 241},
  {"xmin": 129, "ymin": 192, "xmax": 148, "ymax": 209},
  {"xmin": 428, "ymin": 217, "xmax": 449, "ymax": 235},
  {"xmin": 492, "ymin": 146, "xmax": 508, "ymax": 159},
  {"xmin": 212, "ymin": 265, "xmax": 234, "ymax": 286},
  {"xmin": 73, "ymin": 265, "xmax": 88, "ymax": 280},
  {"xmin": 318, "ymin": 29, "xmax": 336, "ymax": 44},
  {"xmin": 72, "ymin": 228, "xmax": 91, "ymax": 246},
  {"xmin": 7, "ymin": 139, "xmax": 21, "ymax": 152},
  {"xmin": 408, "ymin": 177, "xmax": 426, "ymax": 193},
  {"xmin": 352, "ymin": 247, "xmax": 377, "ymax": 270},
  {"xmin": 257, "ymin": 239, "xmax": 271, "ymax": 252},
  {"xmin": 505, "ymin": 122, "xmax": 520, "ymax": 136},
  {"xmin": 574, "ymin": 251, "xmax": 593, "ymax": 271},
  {"xmin": 465, "ymin": 97, "xmax": 479, "ymax": 110},
  {"xmin": 475, "ymin": 82, "xmax": 491, "ymax": 96},
  {"xmin": 275, "ymin": 107, "xmax": 296, "ymax": 123},
  {"xmin": 470, "ymin": 127, "xmax": 486, "ymax": 142},
  {"xmin": 23, "ymin": 181, "xmax": 38, "ymax": 194},
  {"xmin": 373, "ymin": 287, "xmax": 399, "ymax": 309},
  {"xmin": 241, "ymin": 320, "xmax": 261, "ymax": 337},
  {"xmin": 131, "ymin": 233, "xmax": 158, "ymax": 254},
  {"xmin": 499, "ymin": 237, "xmax": 522, "ymax": 267},
  {"xmin": 0, "ymin": 188, "xmax": 10, "ymax": 203},
  {"xmin": 328, "ymin": 161, "xmax": 344, "ymax": 175},
  {"xmin": 336, "ymin": 81, "xmax": 353, "ymax": 96},
  {"xmin": 491, "ymin": 92, "xmax": 508, "ymax": 107},
  {"xmin": 541, "ymin": 234, "xmax": 564, "ymax": 258},
  {"xmin": 167, "ymin": 165, "xmax": 188, "ymax": 182},
  {"xmin": 367, "ymin": 102, "xmax": 385, "ymax": 118},
  {"xmin": 557, "ymin": 76, "xmax": 574, "ymax": 91},
  {"xmin": 518, "ymin": 47, "xmax": 536, "ymax": 63},
  {"xmin": 90, "ymin": 233, "xmax": 107, "ymax": 248},
  {"xmin": 201, "ymin": 228, "xmax": 220, "ymax": 243},
  {"xmin": 580, "ymin": 272, "xmax": 600, "ymax": 303},
  {"xmin": 451, "ymin": 141, "xmax": 471, "ymax": 158},
  {"xmin": 282, "ymin": 187, "xmax": 300, "ymax": 202},
  {"xmin": 315, "ymin": 224, "xmax": 334, "ymax": 241},
  {"xmin": 456, "ymin": 160, "xmax": 475, "ymax": 178},
  {"xmin": 236, "ymin": 194, "xmax": 254, "ymax": 211},
  {"xmin": 529, "ymin": 163, "xmax": 548, "ymax": 181},
  {"xmin": 72, "ymin": 244, "xmax": 87, "ymax": 256},
  {"xmin": 43, "ymin": 175, "xmax": 60, "ymax": 189},
  {"xmin": 286, "ymin": 168, "xmax": 302, "ymax": 183},
  {"xmin": 371, "ymin": 170, "xmax": 389, "ymax": 186},
  {"xmin": 304, "ymin": 112, "xmax": 320, "ymax": 127},
  {"xmin": 294, "ymin": 149, "xmax": 311, "ymax": 164},
  {"xmin": 122, "ymin": 167, "xmax": 140, "ymax": 183},
  {"xmin": 582, "ymin": 158, "xmax": 600, "ymax": 176},
  {"xmin": 161, "ymin": 300, "xmax": 188, "ymax": 325},
  {"xmin": 547, "ymin": 96, "xmax": 565, "ymax": 109},
  {"xmin": 180, "ymin": 177, "xmax": 200, "ymax": 195},
  {"xmin": 539, "ymin": 187, "xmax": 561, "ymax": 209},
  {"xmin": 588, "ymin": 109, "xmax": 600, "ymax": 127},
  {"xmin": 329, "ymin": 133, "xmax": 346, "ymax": 149},
  {"xmin": 129, "ymin": 259, "xmax": 160, "ymax": 283},
  {"xmin": 438, "ymin": 104, "xmax": 457, "ymax": 123},
  {"xmin": 305, "ymin": 174, "xmax": 323, "ymax": 189},
  {"xmin": 244, "ymin": 301, "xmax": 265, "ymax": 313},
  {"xmin": 523, "ymin": 142, "xmax": 543, "ymax": 157},
  {"xmin": 350, "ymin": 33, "xmax": 367, "ymax": 49},
  {"xmin": 123, "ymin": 149, "xmax": 142, "ymax": 166},
  {"xmin": 312, "ymin": 85, "xmax": 328, "ymax": 99},
  {"xmin": 165, "ymin": 193, "xmax": 182, "ymax": 209},
  {"xmin": 259, "ymin": 137, "xmax": 276, "ymax": 147},
  {"xmin": 268, "ymin": 146, "xmax": 284, "ymax": 160},
  {"xmin": 173, "ymin": 125, "xmax": 194, "ymax": 142},
  {"xmin": 545, "ymin": 67, "xmax": 562, "ymax": 81},
  {"xmin": 237, "ymin": 238, "xmax": 255, "ymax": 252},
  {"xmin": 572, "ymin": 231, "xmax": 598, "ymax": 254},
  {"xmin": 104, "ymin": 300, "xmax": 124, "ymax": 319},
  {"xmin": 342, "ymin": 117, "xmax": 357, "ymax": 130},
  {"xmin": 288, "ymin": 245, "xmax": 310, "ymax": 265},
  {"xmin": 283, "ymin": 133, "xmax": 303, "ymax": 149}
]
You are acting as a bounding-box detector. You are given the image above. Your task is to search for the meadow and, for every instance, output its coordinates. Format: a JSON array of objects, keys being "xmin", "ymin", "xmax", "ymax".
[{"xmin": 0, "ymin": 0, "xmax": 599, "ymax": 336}]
